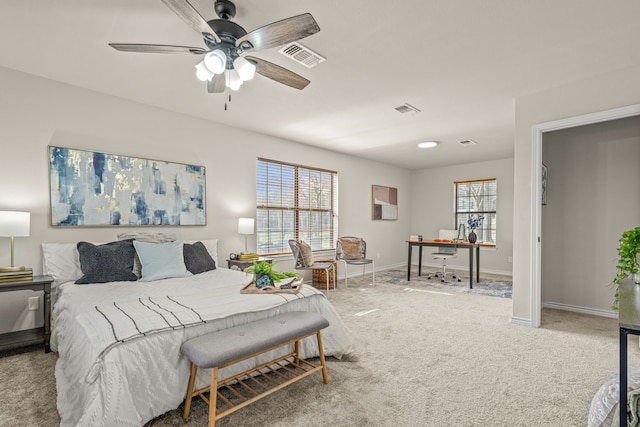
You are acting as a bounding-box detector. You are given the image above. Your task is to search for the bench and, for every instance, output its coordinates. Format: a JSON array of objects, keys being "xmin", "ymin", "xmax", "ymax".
[{"xmin": 181, "ymin": 311, "xmax": 330, "ymax": 427}]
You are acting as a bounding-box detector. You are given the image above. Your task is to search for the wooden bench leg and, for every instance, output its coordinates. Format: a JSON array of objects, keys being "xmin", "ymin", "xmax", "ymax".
[
  {"xmin": 183, "ymin": 362, "xmax": 198, "ymax": 420},
  {"xmin": 208, "ymin": 367, "xmax": 219, "ymax": 427},
  {"xmin": 316, "ymin": 331, "xmax": 329, "ymax": 384}
]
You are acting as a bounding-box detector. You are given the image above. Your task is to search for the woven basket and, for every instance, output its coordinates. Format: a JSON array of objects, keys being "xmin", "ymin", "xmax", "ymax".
[{"xmin": 312, "ymin": 260, "xmax": 337, "ymax": 290}]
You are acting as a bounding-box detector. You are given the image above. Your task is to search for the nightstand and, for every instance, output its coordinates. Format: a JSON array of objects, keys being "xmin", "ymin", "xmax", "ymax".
[
  {"xmin": 227, "ymin": 258, "xmax": 272, "ymax": 272},
  {"xmin": 0, "ymin": 275, "xmax": 53, "ymax": 353}
]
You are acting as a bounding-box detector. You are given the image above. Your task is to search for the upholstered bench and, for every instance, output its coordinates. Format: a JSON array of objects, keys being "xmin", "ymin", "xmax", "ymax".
[{"xmin": 181, "ymin": 311, "xmax": 330, "ymax": 427}]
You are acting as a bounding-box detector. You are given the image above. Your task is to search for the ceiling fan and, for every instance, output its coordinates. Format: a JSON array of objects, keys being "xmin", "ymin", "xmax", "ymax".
[{"xmin": 109, "ymin": 0, "xmax": 320, "ymax": 93}]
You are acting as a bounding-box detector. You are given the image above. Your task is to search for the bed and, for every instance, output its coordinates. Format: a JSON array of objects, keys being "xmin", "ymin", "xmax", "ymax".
[{"xmin": 43, "ymin": 237, "xmax": 355, "ymax": 427}]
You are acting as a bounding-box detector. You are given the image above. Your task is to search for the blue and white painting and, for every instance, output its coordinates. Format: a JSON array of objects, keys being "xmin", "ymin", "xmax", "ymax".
[{"xmin": 49, "ymin": 146, "xmax": 206, "ymax": 226}]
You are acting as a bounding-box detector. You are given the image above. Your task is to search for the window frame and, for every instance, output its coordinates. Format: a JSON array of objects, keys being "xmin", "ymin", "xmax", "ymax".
[
  {"xmin": 256, "ymin": 158, "xmax": 338, "ymax": 256},
  {"xmin": 454, "ymin": 178, "xmax": 497, "ymax": 247}
]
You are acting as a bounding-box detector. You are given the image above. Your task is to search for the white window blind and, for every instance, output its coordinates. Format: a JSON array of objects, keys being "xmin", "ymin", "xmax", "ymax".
[
  {"xmin": 455, "ymin": 178, "xmax": 497, "ymax": 245},
  {"xmin": 256, "ymin": 158, "xmax": 338, "ymax": 255}
]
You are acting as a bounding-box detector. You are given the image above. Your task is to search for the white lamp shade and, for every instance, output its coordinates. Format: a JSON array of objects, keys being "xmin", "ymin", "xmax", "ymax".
[
  {"xmin": 238, "ymin": 218, "xmax": 254, "ymax": 235},
  {"xmin": 204, "ymin": 50, "xmax": 226, "ymax": 74},
  {"xmin": 233, "ymin": 57, "xmax": 256, "ymax": 81},
  {"xmin": 195, "ymin": 60, "xmax": 215, "ymax": 81},
  {"xmin": 226, "ymin": 69, "xmax": 243, "ymax": 91},
  {"xmin": 0, "ymin": 211, "xmax": 30, "ymax": 237}
]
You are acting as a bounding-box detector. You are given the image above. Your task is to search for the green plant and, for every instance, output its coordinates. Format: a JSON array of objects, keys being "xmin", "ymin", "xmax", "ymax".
[
  {"xmin": 246, "ymin": 260, "xmax": 297, "ymax": 283},
  {"xmin": 611, "ymin": 227, "xmax": 640, "ymax": 310}
]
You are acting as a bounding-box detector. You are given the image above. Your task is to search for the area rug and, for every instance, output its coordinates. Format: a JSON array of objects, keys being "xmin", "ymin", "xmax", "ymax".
[{"xmin": 346, "ymin": 266, "xmax": 513, "ymax": 298}]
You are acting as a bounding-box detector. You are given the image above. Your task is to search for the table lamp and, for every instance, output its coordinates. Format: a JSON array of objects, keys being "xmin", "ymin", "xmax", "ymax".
[
  {"xmin": 238, "ymin": 217, "xmax": 254, "ymax": 254},
  {"xmin": 0, "ymin": 211, "xmax": 30, "ymax": 272}
]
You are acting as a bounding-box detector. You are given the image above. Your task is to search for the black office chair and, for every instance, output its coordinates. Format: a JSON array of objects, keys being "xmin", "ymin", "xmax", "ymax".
[
  {"xmin": 336, "ymin": 236, "xmax": 375, "ymax": 288},
  {"xmin": 288, "ymin": 240, "xmax": 336, "ymax": 292},
  {"xmin": 427, "ymin": 230, "xmax": 461, "ymax": 283}
]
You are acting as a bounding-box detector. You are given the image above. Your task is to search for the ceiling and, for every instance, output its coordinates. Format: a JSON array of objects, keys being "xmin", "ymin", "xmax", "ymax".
[{"xmin": 2, "ymin": 1, "xmax": 640, "ymax": 170}]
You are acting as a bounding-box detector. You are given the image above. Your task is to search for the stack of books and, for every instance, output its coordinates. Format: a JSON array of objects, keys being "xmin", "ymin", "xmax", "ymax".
[
  {"xmin": 237, "ymin": 253, "xmax": 259, "ymax": 262},
  {"xmin": 0, "ymin": 268, "xmax": 33, "ymax": 282}
]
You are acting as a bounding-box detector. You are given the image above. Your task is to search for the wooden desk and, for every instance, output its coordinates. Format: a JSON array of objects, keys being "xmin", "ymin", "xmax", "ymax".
[
  {"xmin": 406, "ymin": 240, "xmax": 480, "ymax": 288},
  {"xmin": 618, "ymin": 279, "xmax": 640, "ymax": 427},
  {"xmin": 0, "ymin": 275, "xmax": 53, "ymax": 353}
]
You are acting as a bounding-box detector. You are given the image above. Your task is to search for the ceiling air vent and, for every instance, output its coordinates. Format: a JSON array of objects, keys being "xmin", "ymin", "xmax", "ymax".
[
  {"xmin": 278, "ymin": 42, "xmax": 326, "ymax": 68},
  {"xmin": 458, "ymin": 139, "xmax": 477, "ymax": 146},
  {"xmin": 394, "ymin": 103, "xmax": 421, "ymax": 114}
]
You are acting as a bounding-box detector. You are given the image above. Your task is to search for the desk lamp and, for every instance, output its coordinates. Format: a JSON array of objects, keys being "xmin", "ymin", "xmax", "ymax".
[{"xmin": 0, "ymin": 211, "xmax": 30, "ymax": 272}]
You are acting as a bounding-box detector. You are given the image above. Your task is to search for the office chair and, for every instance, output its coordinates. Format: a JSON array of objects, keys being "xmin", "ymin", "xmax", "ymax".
[
  {"xmin": 427, "ymin": 229, "xmax": 462, "ymax": 283},
  {"xmin": 336, "ymin": 236, "xmax": 375, "ymax": 288},
  {"xmin": 288, "ymin": 240, "xmax": 336, "ymax": 292}
]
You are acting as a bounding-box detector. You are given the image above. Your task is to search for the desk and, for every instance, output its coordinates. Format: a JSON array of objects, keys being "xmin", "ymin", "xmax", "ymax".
[
  {"xmin": 406, "ymin": 240, "xmax": 480, "ymax": 288},
  {"xmin": 618, "ymin": 279, "xmax": 640, "ymax": 427},
  {"xmin": 0, "ymin": 275, "xmax": 53, "ymax": 353}
]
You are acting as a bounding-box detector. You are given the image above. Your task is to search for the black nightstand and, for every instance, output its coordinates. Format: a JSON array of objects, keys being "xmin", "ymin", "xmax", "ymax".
[
  {"xmin": 227, "ymin": 258, "xmax": 272, "ymax": 272},
  {"xmin": 0, "ymin": 275, "xmax": 54, "ymax": 353}
]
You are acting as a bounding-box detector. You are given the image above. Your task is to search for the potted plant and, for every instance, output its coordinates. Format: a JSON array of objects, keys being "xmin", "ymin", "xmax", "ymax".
[
  {"xmin": 612, "ymin": 226, "xmax": 640, "ymax": 310},
  {"xmin": 246, "ymin": 260, "xmax": 297, "ymax": 289}
]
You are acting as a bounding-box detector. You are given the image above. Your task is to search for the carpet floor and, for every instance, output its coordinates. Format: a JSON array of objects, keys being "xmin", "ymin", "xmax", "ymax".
[{"xmin": 1, "ymin": 269, "xmax": 637, "ymax": 427}]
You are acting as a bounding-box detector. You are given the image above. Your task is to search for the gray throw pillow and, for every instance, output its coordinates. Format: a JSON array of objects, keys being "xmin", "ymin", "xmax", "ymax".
[
  {"xmin": 75, "ymin": 239, "xmax": 137, "ymax": 284},
  {"xmin": 183, "ymin": 241, "xmax": 216, "ymax": 275}
]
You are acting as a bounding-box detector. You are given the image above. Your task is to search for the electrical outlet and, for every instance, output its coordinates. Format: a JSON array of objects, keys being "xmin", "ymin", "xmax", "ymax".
[
  {"xmin": 28, "ymin": 296, "xmax": 39, "ymax": 311},
  {"xmin": 508, "ymin": 256, "xmax": 513, "ymax": 263}
]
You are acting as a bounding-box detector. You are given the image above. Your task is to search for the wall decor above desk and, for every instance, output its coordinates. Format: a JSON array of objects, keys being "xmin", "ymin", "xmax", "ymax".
[{"xmin": 49, "ymin": 146, "xmax": 206, "ymax": 227}]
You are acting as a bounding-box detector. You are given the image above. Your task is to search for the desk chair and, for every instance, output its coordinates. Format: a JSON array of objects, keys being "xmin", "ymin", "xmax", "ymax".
[
  {"xmin": 336, "ymin": 236, "xmax": 375, "ymax": 288},
  {"xmin": 288, "ymin": 240, "xmax": 336, "ymax": 292},
  {"xmin": 427, "ymin": 230, "xmax": 462, "ymax": 283}
]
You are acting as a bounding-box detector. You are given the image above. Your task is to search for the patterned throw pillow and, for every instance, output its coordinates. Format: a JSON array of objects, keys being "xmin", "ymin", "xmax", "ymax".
[
  {"xmin": 339, "ymin": 238, "xmax": 363, "ymax": 260},
  {"xmin": 297, "ymin": 240, "xmax": 314, "ymax": 267}
]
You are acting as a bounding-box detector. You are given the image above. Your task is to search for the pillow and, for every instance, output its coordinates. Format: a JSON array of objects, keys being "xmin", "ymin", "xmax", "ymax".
[
  {"xmin": 117, "ymin": 231, "xmax": 177, "ymax": 278},
  {"xmin": 133, "ymin": 240, "xmax": 188, "ymax": 282},
  {"xmin": 339, "ymin": 238, "xmax": 364, "ymax": 260},
  {"xmin": 297, "ymin": 240, "xmax": 314, "ymax": 267},
  {"xmin": 185, "ymin": 239, "xmax": 218, "ymax": 266},
  {"xmin": 183, "ymin": 241, "xmax": 216, "ymax": 274},
  {"xmin": 42, "ymin": 243, "xmax": 83, "ymax": 286},
  {"xmin": 75, "ymin": 240, "xmax": 137, "ymax": 284}
]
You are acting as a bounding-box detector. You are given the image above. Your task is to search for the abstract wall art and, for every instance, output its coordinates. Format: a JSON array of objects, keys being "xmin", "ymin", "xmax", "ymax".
[
  {"xmin": 49, "ymin": 146, "xmax": 206, "ymax": 226},
  {"xmin": 372, "ymin": 185, "xmax": 398, "ymax": 220}
]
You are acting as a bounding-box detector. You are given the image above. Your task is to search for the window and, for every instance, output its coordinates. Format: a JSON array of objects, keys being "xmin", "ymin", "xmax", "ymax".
[
  {"xmin": 256, "ymin": 158, "xmax": 338, "ymax": 255},
  {"xmin": 455, "ymin": 179, "xmax": 497, "ymax": 245}
]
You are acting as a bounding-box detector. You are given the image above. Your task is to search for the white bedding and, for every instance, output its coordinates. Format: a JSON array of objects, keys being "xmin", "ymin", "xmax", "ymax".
[{"xmin": 53, "ymin": 268, "xmax": 355, "ymax": 426}]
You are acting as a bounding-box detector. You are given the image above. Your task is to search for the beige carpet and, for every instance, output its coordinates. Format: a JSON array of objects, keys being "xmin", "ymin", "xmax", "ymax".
[{"xmin": 1, "ymin": 272, "xmax": 638, "ymax": 426}]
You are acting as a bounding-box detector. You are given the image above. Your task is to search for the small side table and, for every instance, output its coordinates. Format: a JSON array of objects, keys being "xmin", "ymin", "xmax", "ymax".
[
  {"xmin": 227, "ymin": 258, "xmax": 272, "ymax": 272},
  {"xmin": 0, "ymin": 275, "xmax": 53, "ymax": 353}
]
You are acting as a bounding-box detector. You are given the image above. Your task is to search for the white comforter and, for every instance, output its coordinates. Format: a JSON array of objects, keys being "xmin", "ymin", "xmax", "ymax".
[{"xmin": 53, "ymin": 268, "xmax": 354, "ymax": 426}]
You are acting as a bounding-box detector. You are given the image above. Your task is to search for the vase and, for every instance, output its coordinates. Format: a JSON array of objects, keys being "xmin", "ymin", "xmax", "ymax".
[{"xmin": 468, "ymin": 230, "xmax": 477, "ymax": 244}]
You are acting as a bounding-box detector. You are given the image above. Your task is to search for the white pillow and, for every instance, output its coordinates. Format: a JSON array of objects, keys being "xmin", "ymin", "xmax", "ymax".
[
  {"xmin": 133, "ymin": 240, "xmax": 188, "ymax": 282},
  {"xmin": 185, "ymin": 239, "xmax": 218, "ymax": 266},
  {"xmin": 42, "ymin": 243, "xmax": 82, "ymax": 286}
]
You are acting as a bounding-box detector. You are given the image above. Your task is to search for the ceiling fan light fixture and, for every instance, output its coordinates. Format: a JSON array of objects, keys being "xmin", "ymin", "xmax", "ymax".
[
  {"xmin": 195, "ymin": 60, "xmax": 215, "ymax": 81},
  {"xmin": 233, "ymin": 57, "xmax": 256, "ymax": 81},
  {"xmin": 226, "ymin": 69, "xmax": 243, "ymax": 91},
  {"xmin": 204, "ymin": 49, "xmax": 227, "ymax": 74}
]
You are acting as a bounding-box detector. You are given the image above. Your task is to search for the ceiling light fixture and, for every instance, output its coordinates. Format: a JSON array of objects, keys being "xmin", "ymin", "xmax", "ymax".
[{"xmin": 418, "ymin": 141, "xmax": 439, "ymax": 149}]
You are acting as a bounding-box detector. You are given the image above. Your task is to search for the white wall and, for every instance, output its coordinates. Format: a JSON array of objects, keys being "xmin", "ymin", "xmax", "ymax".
[
  {"xmin": 541, "ymin": 116, "xmax": 640, "ymax": 313},
  {"xmin": 411, "ymin": 158, "xmax": 514, "ymax": 275},
  {"xmin": 513, "ymin": 64, "xmax": 640, "ymax": 324},
  {"xmin": 0, "ymin": 66, "xmax": 411, "ymax": 333}
]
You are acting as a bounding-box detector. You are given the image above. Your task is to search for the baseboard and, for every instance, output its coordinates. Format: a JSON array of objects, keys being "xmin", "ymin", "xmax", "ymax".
[
  {"xmin": 511, "ymin": 316, "xmax": 532, "ymax": 327},
  {"xmin": 542, "ymin": 301, "xmax": 617, "ymax": 319}
]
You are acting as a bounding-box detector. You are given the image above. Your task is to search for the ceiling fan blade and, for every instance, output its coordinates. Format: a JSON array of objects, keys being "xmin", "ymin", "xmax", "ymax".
[
  {"xmin": 245, "ymin": 56, "xmax": 310, "ymax": 90},
  {"xmin": 109, "ymin": 43, "xmax": 206, "ymax": 54},
  {"xmin": 236, "ymin": 13, "xmax": 320, "ymax": 51},
  {"xmin": 207, "ymin": 73, "xmax": 226, "ymax": 93},
  {"xmin": 161, "ymin": 0, "xmax": 221, "ymax": 44}
]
